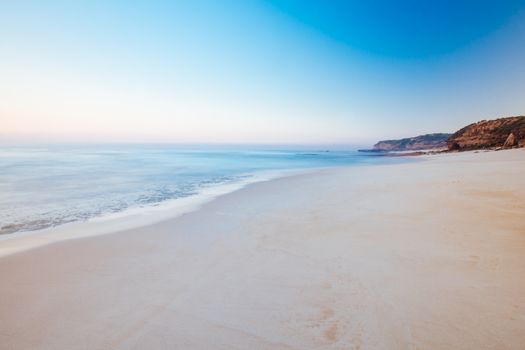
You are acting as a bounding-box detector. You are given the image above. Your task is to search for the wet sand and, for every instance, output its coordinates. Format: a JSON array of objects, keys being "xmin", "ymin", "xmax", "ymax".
[{"xmin": 1, "ymin": 149, "xmax": 524, "ymax": 349}]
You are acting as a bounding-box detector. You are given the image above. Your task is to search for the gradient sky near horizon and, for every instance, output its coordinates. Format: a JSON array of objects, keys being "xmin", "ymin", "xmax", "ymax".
[{"xmin": 1, "ymin": 0, "xmax": 525, "ymax": 145}]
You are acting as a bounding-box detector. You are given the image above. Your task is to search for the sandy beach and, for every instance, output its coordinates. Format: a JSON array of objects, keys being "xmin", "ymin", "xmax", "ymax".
[{"xmin": 1, "ymin": 149, "xmax": 524, "ymax": 349}]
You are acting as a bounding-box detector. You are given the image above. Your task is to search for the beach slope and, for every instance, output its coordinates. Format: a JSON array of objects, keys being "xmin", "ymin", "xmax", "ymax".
[{"xmin": 1, "ymin": 149, "xmax": 524, "ymax": 349}]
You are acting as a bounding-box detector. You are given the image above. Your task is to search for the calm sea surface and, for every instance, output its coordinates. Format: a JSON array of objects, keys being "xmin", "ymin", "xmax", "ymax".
[{"xmin": 0, "ymin": 145, "xmax": 404, "ymax": 235}]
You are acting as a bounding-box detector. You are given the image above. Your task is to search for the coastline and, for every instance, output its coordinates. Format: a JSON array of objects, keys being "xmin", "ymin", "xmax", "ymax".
[
  {"xmin": 0, "ymin": 168, "xmax": 315, "ymax": 258},
  {"xmin": 1, "ymin": 148, "xmax": 524, "ymax": 349}
]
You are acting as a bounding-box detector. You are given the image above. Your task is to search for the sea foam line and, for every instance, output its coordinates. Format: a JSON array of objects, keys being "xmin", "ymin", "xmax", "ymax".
[{"xmin": 0, "ymin": 168, "xmax": 315, "ymax": 258}]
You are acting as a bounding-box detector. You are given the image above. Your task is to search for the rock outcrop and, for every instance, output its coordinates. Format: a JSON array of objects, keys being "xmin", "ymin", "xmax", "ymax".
[
  {"xmin": 370, "ymin": 133, "xmax": 451, "ymax": 152},
  {"xmin": 447, "ymin": 116, "xmax": 525, "ymax": 151}
]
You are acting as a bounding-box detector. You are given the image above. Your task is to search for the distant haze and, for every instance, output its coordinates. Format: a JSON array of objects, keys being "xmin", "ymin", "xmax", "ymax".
[{"xmin": 1, "ymin": 1, "xmax": 525, "ymax": 145}]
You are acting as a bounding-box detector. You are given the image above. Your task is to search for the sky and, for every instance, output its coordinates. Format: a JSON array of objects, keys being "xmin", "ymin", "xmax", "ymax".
[{"xmin": 1, "ymin": 0, "xmax": 525, "ymax": 145}]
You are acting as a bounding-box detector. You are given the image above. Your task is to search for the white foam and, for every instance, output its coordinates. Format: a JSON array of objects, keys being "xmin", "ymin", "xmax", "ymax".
[{"xmin": 0, "ymin": 168, "xmax": 313, "ymax": 257}]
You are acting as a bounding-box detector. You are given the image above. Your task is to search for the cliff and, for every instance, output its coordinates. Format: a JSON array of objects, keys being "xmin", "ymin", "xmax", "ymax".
[
  {"xmin": 447, "ymin": 116, "xmax": 525, "ymax": 151},
  {"xmin": 371, "ymin": 133, "xmax": 451, "ymax": 151}
]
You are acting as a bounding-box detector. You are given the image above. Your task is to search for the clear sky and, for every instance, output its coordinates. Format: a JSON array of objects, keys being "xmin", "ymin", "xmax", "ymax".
[{"xmin": 1, "ymin": 0, "xmax": 525, "ymax": 145}]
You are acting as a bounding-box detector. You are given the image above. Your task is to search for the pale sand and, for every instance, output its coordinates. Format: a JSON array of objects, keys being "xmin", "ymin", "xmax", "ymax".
[{"xmin": 1, "ymin": 149, "xmax": 524, "ymax": 350}]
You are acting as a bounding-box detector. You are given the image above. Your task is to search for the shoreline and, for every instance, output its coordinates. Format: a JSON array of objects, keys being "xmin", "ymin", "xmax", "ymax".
[
  {"xmin": 1, "ymin": 148, "xmax": 524, "ymax": 349},
  {"xmin": 0, "ymin": 155, "xmax": 416, "ymax": 258},
  {"xmin": 0, "ymin": 168, "xmax": 316, "ymax": 258}
]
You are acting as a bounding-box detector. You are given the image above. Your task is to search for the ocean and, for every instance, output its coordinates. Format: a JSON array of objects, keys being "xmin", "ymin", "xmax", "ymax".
[{"xmin": 0, "ymin": 145, "xmax": 403, "ymax": 235}]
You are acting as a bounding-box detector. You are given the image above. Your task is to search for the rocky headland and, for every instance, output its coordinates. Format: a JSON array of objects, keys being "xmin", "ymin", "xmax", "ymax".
[
  {"xmin": 362, "ymin": 116, "xmax": 525, "ymax": 154},
  {"xmin": 360, "ymin": 133, "xmax": 451, "ymax": 152},
  {"xmin": 447, "ymin": 116, "xmax": 525, "ymax": 151}
]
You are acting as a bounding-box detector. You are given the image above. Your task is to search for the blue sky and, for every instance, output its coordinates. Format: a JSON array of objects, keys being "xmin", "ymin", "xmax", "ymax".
[{"xmin": 1, "ymin": 0, "xmax": 525, "ymax": 145}]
